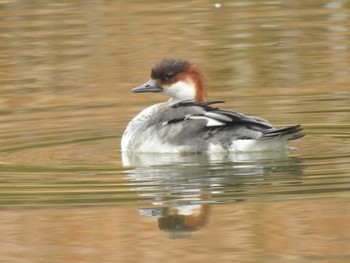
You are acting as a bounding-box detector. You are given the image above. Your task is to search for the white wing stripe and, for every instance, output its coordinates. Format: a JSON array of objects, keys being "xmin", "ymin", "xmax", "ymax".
[
  {"xmin": 187, "ymin": 116, "xmax": 225, "ymax": 127},
  {"xmin": 203, "ymin": 112, "xmax": 233, "ymax": 122}
]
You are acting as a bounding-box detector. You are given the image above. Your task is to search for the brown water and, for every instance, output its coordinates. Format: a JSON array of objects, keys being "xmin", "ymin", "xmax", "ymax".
[{"xmin": 1, "ymin": 1, "xmax": 350, "ymax": 262}]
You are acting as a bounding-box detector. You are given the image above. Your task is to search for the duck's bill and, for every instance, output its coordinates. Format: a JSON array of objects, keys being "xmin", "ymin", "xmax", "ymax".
[{"xmin": 132, "ymin": 79, "xmax": 163, "ymax": 93}]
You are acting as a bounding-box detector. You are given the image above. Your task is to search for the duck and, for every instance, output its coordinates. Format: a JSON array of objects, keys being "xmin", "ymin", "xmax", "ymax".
[{"xmin": 121, "ymin": 58, "xmax": 303, "ymax": 153}]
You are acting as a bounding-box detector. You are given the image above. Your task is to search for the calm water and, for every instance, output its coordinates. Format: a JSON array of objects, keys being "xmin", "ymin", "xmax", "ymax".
[{"xmin": 1, "ymin": 1, "xmax": 350, "ymax": 262}]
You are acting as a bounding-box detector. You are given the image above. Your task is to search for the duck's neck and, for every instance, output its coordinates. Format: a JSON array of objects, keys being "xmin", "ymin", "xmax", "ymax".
[{"xmin": 188, "ymin": 65, "xmax": 207, "ymax": 102}]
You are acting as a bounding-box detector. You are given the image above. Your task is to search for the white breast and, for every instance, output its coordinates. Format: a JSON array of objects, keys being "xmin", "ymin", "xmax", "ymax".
[{"xmin": 121, "ymin": 104, "xmax": 160, "ymax": 152}]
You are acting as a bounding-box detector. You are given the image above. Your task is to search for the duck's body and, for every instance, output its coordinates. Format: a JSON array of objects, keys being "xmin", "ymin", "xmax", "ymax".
[{"xmin": 121, "ymin": 58, "xmax": 303, "ymax": 153}]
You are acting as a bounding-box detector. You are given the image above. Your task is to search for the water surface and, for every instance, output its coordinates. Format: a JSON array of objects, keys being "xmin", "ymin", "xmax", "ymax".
[{"xmin": 0, "ymin": 1, "xmax": 350, "ymax": 262}]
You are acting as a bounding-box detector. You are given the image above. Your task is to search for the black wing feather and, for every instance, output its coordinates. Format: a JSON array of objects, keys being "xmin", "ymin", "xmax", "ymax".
[{"xmin": 171, "ymin": 100, "xmax": 274, "ymax": 129}]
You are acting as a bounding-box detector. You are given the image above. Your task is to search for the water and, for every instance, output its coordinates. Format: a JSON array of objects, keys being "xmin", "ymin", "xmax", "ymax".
[{"xmin": 1, "ymin": 1, "xmax": 350, "ymax": 262}]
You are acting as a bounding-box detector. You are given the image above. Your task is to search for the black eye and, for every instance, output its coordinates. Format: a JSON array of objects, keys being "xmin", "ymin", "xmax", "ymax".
[{"xmin": 165, "ymin": 71, "xmax": 174, "ymax": 80}]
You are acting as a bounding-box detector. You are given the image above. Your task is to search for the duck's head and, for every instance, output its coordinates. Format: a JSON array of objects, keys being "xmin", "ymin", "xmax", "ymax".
[{"xmin": 132, "ymin": 58, "xmax": 207, "ymax": 102}]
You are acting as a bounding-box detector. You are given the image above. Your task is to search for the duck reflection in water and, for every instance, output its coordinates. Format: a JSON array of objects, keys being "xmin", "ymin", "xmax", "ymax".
[
  {"xmin": 140, "ymin": 198, "xmax": 210, "ymax": 239},
  {"xmin": 122, "ymin": 151, "xmax": 303, "ymax": 239}
]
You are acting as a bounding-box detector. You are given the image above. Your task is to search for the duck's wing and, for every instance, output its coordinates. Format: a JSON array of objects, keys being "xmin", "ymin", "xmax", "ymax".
[
  {"xmin": 155, "ymin": 100, "xmax": 274, "ymax": 129},
  {"xmin": 151, "ymin": 100, "xmax": 303, "ymax": 141}
]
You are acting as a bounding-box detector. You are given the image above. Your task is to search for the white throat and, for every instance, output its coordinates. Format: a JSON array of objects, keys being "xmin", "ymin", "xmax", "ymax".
[{"xmin": 163, "ymin": 81, "xmax": 196, "ymax": 101}]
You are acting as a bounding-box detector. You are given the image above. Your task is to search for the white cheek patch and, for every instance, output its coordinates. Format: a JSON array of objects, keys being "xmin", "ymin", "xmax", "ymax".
[{"xmin": 164, "ymin": 81, "xmax": 196, "ymax": 100}]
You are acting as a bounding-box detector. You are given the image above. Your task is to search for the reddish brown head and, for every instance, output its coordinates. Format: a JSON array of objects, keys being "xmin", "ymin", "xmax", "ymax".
[{"xmin": 133, "ymin": 58, "xmax": 207, "ymax": 102}]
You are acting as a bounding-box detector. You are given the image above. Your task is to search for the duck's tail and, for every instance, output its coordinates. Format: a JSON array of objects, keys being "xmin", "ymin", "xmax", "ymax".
[{"xmin": 262, "ymin": 124, "xmax": 304, "ymax": 141}]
